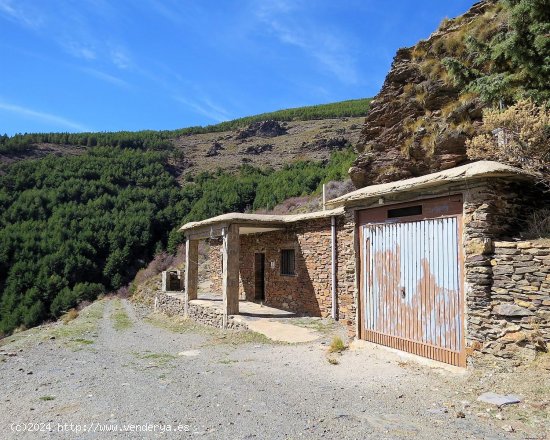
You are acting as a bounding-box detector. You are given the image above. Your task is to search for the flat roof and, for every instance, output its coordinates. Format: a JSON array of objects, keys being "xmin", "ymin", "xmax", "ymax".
[
  {"xmin": 327, "ymin": 160, "xmax": 532, "ymax": 208},
  {"xmin": 180, "ymin": 161, "xmax": 533, "ymax": 234},
  {"xmin": 179, "ymin": 207, "xmax": 345, "ymax": 233}
]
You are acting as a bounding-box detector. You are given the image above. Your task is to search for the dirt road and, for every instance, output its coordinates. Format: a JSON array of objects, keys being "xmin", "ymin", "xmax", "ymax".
[{"xmin": 0, "ymin": 298, "xmax": 546, "ymax": 439}]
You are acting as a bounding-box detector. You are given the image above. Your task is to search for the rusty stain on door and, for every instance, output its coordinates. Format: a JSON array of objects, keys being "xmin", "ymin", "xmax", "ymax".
[{"xmin": 362, "ymin": 217, "xmax": 464, "ymax": 366}]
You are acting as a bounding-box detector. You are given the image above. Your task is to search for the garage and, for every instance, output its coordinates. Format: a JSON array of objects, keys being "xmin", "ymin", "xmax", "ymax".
[{"xmin": 358, "ymin": 196, "xmax": 466, "ymax": 366}]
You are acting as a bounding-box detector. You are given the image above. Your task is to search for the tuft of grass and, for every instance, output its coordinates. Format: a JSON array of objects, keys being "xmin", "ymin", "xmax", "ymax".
[
  {"xmin": 61, "ymin": 309, "xmax": 79, "ymax": 324},
  {"xmin": 111, "ymin": 299, "xmax": 133, "ymax": 331},
  {"xmin": 72, "ymin": 338, "xmax": 94, "ymax": 345},
  {"xmin": 327, "ymin": 357, "xmax": 340, "ymax": 365},
  {"xmin": 328, "ymin": 336, "xmax": 347, "ymax": 354},
  {"xmin": 134, "ymin": 351, "xmax": 177, "ymax": 367},
  {"xmin": 39, "ymin": 396, "xmax": 55, "ymax": 401}
]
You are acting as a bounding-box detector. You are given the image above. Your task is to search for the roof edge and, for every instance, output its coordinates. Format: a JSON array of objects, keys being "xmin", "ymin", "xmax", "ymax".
[
  {"xmin": 179, "ymin": 206, "xmax": 345, "ymax": 233},
  {"xmin": 326, "ymin": 160, "xmax": 533, "ymax": 208}
]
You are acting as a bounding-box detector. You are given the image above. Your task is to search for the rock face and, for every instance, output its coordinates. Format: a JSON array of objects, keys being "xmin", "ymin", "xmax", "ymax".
[
  {"xmin": 205, "ymin": 141, "xmax": 224, "ymax": 157},
  {"xmin": 236, "ymin": 120, "xmax": 287, "ymax": 140},
  {"xmin": 243, "ymin": 143, "xmax": 273, "ymax": 155},
  {"xmin": 350, "ymin": 1, "xmax": 492, "ymax": 187},
  {"xmin": 304, "ymin": 137, "xmax": 351, "ymax": 152}
]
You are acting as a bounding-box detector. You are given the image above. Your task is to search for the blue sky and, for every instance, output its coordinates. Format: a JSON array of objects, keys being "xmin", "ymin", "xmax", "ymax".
[{"xmin": 0, "ymin": 0, "xmax": 476, "ymax": 135}]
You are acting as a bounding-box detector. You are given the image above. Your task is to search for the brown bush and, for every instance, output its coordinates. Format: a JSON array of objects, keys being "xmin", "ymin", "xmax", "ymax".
[{"xmin": 466, "ymin": 99, "xmax": 550, "ymax": 186}]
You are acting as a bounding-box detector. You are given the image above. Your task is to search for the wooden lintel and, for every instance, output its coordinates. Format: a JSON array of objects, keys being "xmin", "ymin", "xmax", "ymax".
[{"xmin": 184, "ymin": 224, "xmax": 229, "ymax": 241}]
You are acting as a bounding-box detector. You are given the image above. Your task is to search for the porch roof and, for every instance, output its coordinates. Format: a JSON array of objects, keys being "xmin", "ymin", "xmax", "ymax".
[
  {"xmin": 179, "ymin": 206, "xmax": 345, "ymax": 237},
  {"xmin": 326, "ymin": 160, "xmax": 532, "ymax": 208}
]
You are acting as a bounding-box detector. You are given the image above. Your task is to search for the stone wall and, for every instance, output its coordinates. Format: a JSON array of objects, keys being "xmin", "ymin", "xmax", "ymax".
[
  {"xmin": 239, "ymin": 219, "xmax": 332, "ymax": 316},
  {"xmin": 207, "ymin": 238, "xmax": 223, "ymax": 294},
  {"xmin": 155, "ymin": 291, "xmax": 185, "ymax": 315},
  {"xmin": 238, "ymin": 216, "xmax": 356, "ymax": 334},
  {"xmin": 335, "ymin": 212, "xmax": 357, "ymax": 335},
  {"xmin": 462, "ymin": 179, "xmax": 538, "ymax": 351},
  {"xmin": 481, "ymin": 241, "xmax": 550, "ymax": 360},
  {"xmin": 154, "ymin": 291, "xmax": 247, "ymax": 330}
]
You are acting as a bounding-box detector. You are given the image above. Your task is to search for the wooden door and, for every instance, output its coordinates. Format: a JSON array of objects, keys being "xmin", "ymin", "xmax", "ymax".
[{"xmin": 254, "ymin": 253, "xmax": 265, "ymax": 301}]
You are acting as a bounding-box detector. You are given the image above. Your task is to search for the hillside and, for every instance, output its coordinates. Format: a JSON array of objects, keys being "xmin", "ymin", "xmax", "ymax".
[
  {"xmin": 349, "ymin": 0, "xmax": 549, "ymax": 187},
  {"xmin": 0, "ymin": 98, "xmax": 371, "ymax": 178},
  {"xmin": 0, "ymin": 98, "xmax": 368, "ymax": 335}
]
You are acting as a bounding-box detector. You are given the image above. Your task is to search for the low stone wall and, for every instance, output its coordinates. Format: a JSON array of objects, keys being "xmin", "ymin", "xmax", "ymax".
[
  {"xmin": 482, "ymin": 241, "xmax": 550, "ymax": 360},
  {"xmin": 154, "ymin": 292, "xmax": 247, "ymax": 331},
  {"xmin": 188, "ymin": 303, "xmax": 247, "ymax": 330},
  {"xmin": 155, "ymin": 291, "xmax": 185, "ymax": 316}
]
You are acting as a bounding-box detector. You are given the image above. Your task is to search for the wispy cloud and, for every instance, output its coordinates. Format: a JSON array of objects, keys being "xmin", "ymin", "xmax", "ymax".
[
  {"xmin": 0, "ymin": 100, "xmax": 90, "ymax": 131},
  {"xmin": 109, "ymin": 46, "xmax": 131, "ymax": 69},
  {"xmin": 0, "ymin": 0, "xmax": 43, "ymax": 28},
  {"xmin": 63, "ymin": 40, "xmax": 97, "ymax": 60},
  {"xmin": 80, "ymin": 67, "xmax": 131, "ymax": 89},
  {"xmin": 174, "ymin": 96, "xmax": 230, "ymax": 123},
  {"xmin": 0, "ymin": 1, "xmax": 133, "ymax": 72},
  {"xmin": 254, "ymin": 1, "xmax": 359, "ymax": 85}
]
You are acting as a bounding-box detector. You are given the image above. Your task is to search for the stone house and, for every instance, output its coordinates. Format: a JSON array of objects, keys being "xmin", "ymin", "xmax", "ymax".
[{"xmin": 179, "ymin": 161, "xmax": 549, "ymax": 366}]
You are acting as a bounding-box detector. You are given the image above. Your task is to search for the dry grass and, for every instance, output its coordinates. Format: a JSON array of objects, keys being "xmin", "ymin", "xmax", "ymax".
[
  {"xmin": 61, "ymin": 309, "xmax": 79, "ymax": 324},
  {"xmin": 328, "ymin": 336, "xmax": 347, "ymax": 353},
  {"xmin": 523, "ymin": 208, "xmax": 550, "ymax": 239}
]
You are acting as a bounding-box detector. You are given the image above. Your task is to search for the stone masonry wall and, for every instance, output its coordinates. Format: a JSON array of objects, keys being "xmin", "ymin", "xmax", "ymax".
[
  {"xmin": 206, "ymin": 238, "xmax": 223, "ymax": 294},
  {"xmin": 335, "ymin": 211, "xmax": 357, "ymax": 336},
  {"xmin": 462, "ymin": 178, "xmax": 540, "ymax": 358},
  {"xmin": 154, "ymin": 291, "xmax": 246, "ymax": 330},
  {"xmin": 482, "ymin": 241, "xmax": 550, "ymax": 360},
  {"xmin": 239, "ymin": 217, "xmax": 356, "ymax": 334}
]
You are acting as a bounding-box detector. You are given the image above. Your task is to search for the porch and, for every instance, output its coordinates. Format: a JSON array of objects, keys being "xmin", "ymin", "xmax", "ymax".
[
  {"xmin": 179, "ymin": 210, "xmax": 343, "ymax": 329},
  {"xmin": 156, "ymin": 291, "xmax": 323, "ymax": 343}
]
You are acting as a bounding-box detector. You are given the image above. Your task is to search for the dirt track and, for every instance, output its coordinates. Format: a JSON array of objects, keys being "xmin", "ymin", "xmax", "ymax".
[{"xmin": 0, "ymin": 298, "xmax": 547, "ymax": 439}]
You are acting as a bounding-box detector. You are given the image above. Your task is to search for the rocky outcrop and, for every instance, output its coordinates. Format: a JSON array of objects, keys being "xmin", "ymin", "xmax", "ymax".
[
  {"xmin": 236, "ymin": 120, "xmax": 287, "ymax": 140},
  {"xmin": 243, "ymin": 144, "xmax": 273, "ymax": 155},
  {"xmin": 304, "ymin": 137, "xmax": 351, "ymax": 151},
  {"xmin": 206, "ymin": 141, "xmax": 224, "ymax": 157},
  {"xmin": 350, "ymin": 1, "xmax": 493, "ymax": 187}
]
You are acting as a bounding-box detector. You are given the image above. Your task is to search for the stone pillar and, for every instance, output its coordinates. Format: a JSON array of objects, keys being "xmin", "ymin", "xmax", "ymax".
[
  {"xmin": 222, "ymin": 224, "xmax": 240, "ymax": 327},
  {"xmin": 184, "ymin": 238, "xmax": 199, "ymax": 315}
]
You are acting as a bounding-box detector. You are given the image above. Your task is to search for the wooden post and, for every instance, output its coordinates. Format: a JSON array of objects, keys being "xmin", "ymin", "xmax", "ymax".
[
  {"xmin": 184, "ymin": 238, "xmax": 199, "ymax": 316},
  {"xmin": 222, "ymin": 224, "xmax": 240, "ymax": 327}
]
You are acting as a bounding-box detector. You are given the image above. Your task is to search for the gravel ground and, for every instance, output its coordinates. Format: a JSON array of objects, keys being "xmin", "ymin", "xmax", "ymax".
[{"xmin": 0, "ymin": 298, "xmax": 546, "ymax": 439}]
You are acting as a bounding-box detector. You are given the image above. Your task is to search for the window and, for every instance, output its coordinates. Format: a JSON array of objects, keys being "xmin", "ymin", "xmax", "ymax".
[
  {"xmin": 387, "ymin": 205, "xmax": 422, "ymax": 218},
  {"xmin": 280, "ymin": 249, "xmax": 295, "ymax": 276}
]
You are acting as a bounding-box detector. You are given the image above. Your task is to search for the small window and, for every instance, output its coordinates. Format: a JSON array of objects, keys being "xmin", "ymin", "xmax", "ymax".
[
  {"xmin": 387, "ymin": 205, "xmax": 422, "ymax": 218},
  {"xmin": 280, "ymin": 249, "xmax": 295, "ymax": 276}
]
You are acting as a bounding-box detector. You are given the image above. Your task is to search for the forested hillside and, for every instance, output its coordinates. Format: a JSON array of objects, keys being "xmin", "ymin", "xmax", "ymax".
[{"xmin": 0, "ymin": 146, "xmax": 355, "ymax": 334}]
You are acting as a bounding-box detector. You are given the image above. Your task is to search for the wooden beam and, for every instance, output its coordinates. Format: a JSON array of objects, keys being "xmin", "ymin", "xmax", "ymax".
[{"xmin": 184, "ymin": 224, "xmax": 228, "ymax": 241}]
